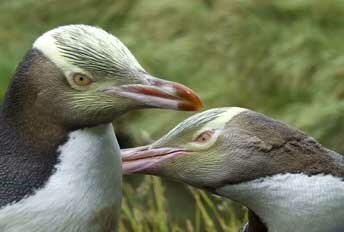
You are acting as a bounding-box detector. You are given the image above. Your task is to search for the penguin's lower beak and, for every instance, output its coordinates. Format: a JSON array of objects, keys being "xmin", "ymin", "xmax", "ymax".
[
  {"xmin": 121, "ymin": 145, "xmax": 190, "ymax": 174},
  {"xmin": 103, "ymin": 75, "xmax": 202, "ymax": 111}
]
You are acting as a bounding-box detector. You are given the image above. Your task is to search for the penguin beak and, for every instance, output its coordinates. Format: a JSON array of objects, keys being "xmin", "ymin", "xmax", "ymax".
[
  {"xmin": 103, "ymin": 75, "xmax": 202, "ymax": 111},
  {"xmin": 121, "ymin": 145, "xmax": 191, "ymax": 174}
]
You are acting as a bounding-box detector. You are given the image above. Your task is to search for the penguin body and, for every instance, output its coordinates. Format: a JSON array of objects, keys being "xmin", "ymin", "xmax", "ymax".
[{"xmin": 0, "ymin": 124, "xmax": 120, "ymax": 232}]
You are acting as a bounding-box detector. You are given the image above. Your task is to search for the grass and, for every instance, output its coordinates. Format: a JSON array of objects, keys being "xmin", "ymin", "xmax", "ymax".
[{"xmin": 120, "ymin": 176, "xmax": 245, "ymax": 232}]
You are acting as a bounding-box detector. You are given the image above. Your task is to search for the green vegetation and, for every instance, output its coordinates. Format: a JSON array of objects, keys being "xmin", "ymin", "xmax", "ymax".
[
  {"xmin": 121, "ymin": 176, "xmax": 245, "ymax": 232},
  {"xmin": 1, "ymin": 0, "xmax": 343, "ymax": 231}
]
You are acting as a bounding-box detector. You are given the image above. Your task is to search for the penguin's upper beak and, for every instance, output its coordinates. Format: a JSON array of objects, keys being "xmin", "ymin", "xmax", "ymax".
[
  {"xmin": 103, "ymin": 74, "xmax": 202, "ymax": 111},
  {"xmin": 121, "ymin": 145, "xmax": 190, "ymax": 174}
]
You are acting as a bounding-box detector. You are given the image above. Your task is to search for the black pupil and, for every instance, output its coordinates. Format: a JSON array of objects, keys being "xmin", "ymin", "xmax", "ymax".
[{"xmin": 80, "ymin": 77, "xmax": 84, "ymax": 81}]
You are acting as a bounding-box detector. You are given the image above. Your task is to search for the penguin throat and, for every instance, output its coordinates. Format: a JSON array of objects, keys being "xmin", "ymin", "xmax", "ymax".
[{"xmin": 217, "ymin": 173, "xmax": 344, "ymax": 232}]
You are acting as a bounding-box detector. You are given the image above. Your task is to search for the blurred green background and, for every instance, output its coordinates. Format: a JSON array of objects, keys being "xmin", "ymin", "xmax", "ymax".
[{"xmin": 0, "ymin": 0, "xmax": 343, "ymax": 231}]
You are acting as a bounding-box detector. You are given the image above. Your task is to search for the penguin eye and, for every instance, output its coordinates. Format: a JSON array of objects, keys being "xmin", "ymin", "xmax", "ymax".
[
  {"xmin": 73, "ymin": 73, "xmax": 93, "ymax": 87},
  {"xmin": 194, "ymin": 130, "xmax": 214, "ymax": 143}
]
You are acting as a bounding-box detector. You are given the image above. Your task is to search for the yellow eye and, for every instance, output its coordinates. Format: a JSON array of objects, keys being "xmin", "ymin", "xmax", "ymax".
[
  {"xmin": 194, "ymin": 130, "xmax": 214, "ymax": 143},
  {"xmin": 73, "ymin": 73, "xmax": 93, "ymax": 87}
]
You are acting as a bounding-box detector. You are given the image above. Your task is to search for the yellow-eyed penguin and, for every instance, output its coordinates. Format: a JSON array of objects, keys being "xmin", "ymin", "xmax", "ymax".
[
  {"xmin": 0, "ymin": 24, "xmax": 202, "ymax": 232},
  {"xmin": 122, "ymin": 107, "xmax": 344, "ymax": 232}
]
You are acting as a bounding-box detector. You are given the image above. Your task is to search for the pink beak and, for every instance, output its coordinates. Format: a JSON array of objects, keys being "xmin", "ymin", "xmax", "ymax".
[{"xmin": 121, "ymin": 145, "xmax": 190, "ymax": 174}]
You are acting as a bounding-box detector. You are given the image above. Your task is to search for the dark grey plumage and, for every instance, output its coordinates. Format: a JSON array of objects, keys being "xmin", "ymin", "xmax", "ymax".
[{"xmin": 0, "ymin": 49, "xmax": 70, "ymax": 207}]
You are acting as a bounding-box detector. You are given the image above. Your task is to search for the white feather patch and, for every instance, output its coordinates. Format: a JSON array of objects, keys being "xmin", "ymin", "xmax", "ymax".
[
  {"xmin": 33, "ymin": 28, "xmax": 80, "ymax": 74},
  {"xmin": 217, "ymin": 173, "xmax": 344, "ymax": 232}
]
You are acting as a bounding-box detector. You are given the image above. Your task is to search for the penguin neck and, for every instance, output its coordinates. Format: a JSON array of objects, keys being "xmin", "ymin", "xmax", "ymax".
[
  {"xmin": 0, "ymin": 49, "xmax": 70, "ymax": 207},
  {"xmin": 2, "ymin": 102, "xmax": 66, "ymax": 149},
  {"xmin": 217, "ymin": 173, "xmax": 344, "ymax": 232},
  {"xmin": 2, "ymin": 49, "xmax": 67, "ymax": 147},
  {"xmin": 0, "ymin": 106, "xmax": 67, "ymax": 207}
]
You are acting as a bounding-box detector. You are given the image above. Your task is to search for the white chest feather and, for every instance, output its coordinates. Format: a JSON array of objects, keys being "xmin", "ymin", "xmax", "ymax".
[
  {"xmin": 0, "ymin": 124, "xmax": 122, "ymax": 232},
  {"xmin": 217, "ymin": 174, "xmax": 344, "ymax": 232}
]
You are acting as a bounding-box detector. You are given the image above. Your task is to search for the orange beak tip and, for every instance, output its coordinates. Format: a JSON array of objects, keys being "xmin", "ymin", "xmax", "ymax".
[
  {"xmin": 178, "ymin": 99, "xmax": 203, "ymax": 111},
  {"xmin": 173, "ymin": 83, "xmax": 203, "ymax": 111}
]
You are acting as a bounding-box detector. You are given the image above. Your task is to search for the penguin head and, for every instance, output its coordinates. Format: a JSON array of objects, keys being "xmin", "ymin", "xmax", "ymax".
[{"xmin": 6, "ymin": 25, "xmax": 202, "ymax": 129}]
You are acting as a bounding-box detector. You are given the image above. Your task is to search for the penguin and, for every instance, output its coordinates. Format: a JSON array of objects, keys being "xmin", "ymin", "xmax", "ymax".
[
  {"xmin": 122, "ymin": 107, "xmax": 344, "ymax": 232},
  {"xmin": 0, "ymin": 24, "xmax": 202, "ymax": 232}
]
